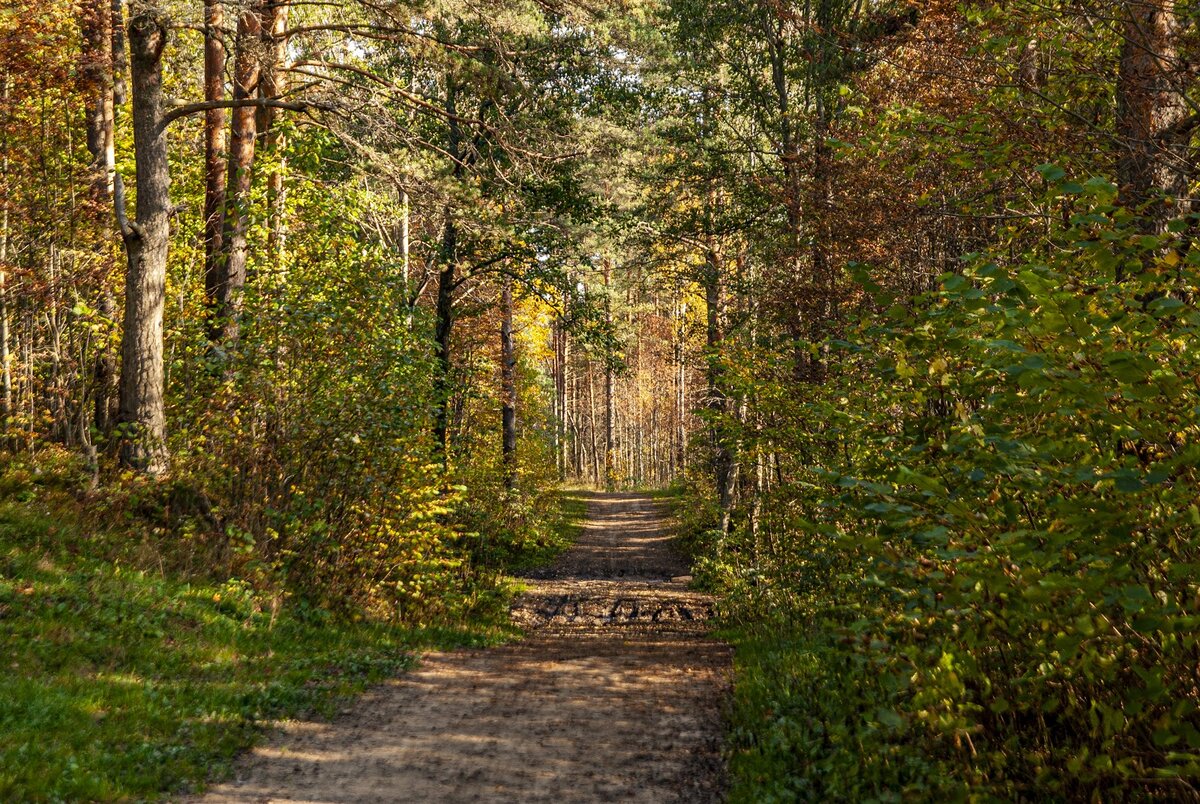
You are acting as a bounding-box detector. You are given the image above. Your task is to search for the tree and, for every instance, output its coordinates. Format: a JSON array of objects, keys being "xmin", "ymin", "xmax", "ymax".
[
  {"xmin": 500, "ymin": 274, "xmax": 516, "ymax": 489},
  {"xmin": 212, "ymin": 0, "xmax": 266, "ymax": 350},
  {"xmin": 202, "ymin": 0, "xmax": 226, "ymax": 338},
  {"xmin": 79, "ymin": 0, "xmax": 120, "ymax": 445},
  {"xmin": 1115, "ymin": 0, "xmax": 1195, "ymax": 245},
  {"xmin": 114, "ymin": 9, "xmax": 171, "ymax": 474},
  {"xmin": 114, "ymin": 4, "xmax": 311, "ymax": 473}
]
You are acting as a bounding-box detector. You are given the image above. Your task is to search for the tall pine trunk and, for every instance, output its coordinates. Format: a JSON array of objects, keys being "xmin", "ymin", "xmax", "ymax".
[
  {"xmin": 258, "ymin": 0, "xmax": 290, "ymax": 262},
  {"xmin": 111, "ymin": 0, "xmax": 126, "ymax": 106},
  {"xmin": 81, "ymin": 0, "xmax": 115, "ymax": 198},
  {"xmin": 214, "ymin": 0, "xmax": 265, "ymax": 349},
  {"xmin": 674, "ymin": 290, "xmax": 686, "ymax": 477},
  {"xmin": 202, "ymin": 0, "xmax": 227, "ymax": 336}
]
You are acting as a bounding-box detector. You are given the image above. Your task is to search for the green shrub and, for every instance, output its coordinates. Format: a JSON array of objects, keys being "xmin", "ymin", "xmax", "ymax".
[{"xmin": 709, "ymin": 184, "xmax": 1200, "ymax": 799}]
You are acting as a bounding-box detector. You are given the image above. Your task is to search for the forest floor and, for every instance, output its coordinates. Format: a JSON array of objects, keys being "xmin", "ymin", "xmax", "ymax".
[{"xmin": 196, "ymin": 491, "xmax": 731, "ymax": 803}]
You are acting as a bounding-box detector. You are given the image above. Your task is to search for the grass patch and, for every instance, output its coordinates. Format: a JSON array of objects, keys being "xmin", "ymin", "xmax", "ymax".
[{"xmin": 0, "ymin": 487, "xmax": 504, "ymax": 801}]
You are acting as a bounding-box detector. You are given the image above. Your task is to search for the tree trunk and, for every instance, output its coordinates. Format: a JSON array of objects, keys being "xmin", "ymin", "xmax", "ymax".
[
  {"xmin": 588, "ymin": 363, "xmax": 599, "ymax": 485},
  {"xmin": 556, "ymin": 302, "xmax": 569, "ymax": 480},
  {"xmin": 570, "ymin": 349, "xmax": 581, "ymax": 478},
  {"xmin": 433, "ymin": 213, "xmax": 457, "ymax": 462},
  {"xmin": 116, "ymin": 10, "xmax": 170, "ymax": 475},
  {"xmin": 434, "ymin": 79, "xmax": 462, "ymax": 466},
  {"xmin": 80, "ymin": 0, "xmax": 120, "ymax": 439},
  {"xmin": 500, "ymin": 276, "xmax": 517, "ymax": 490},
  {"xmin": 675, "ymin": 291, "xmax": 686, "ymax": 477},
  {"xmin": 807, "ymin": 99, "xmax": 833, "ymax": 381},
  {"xmin": 603, "ymin": 261, "xmax": 615, "ymax": 490},
  {"xmin": 765, "ymin": 16, "xmax": 811, "ymax": 382},
  {"xmin": 0, "ymin": 271, "xmax": 9, "ymax": 446},
  {"xmin": 214, "ymin": 0, "xmax": 264, "ymax": 349},
  {"xmin": 258, "ymin": 0, "xmax": 290, "ymax": 262},
  {"xmin": 1, "ymin": 151, "xmax": 11, "ymax": 443},
  {"xmin": 93, "ymin": 290, "xmax": 118, "ymax": 435},
  {"xmin": 202, "ymin": 0, "xmax": 227, "ymax": 336},
  {"xmin": 81, "ymin": 0, "xmax": 115, "ymax": 198},
  {"xmin": 603, "ymin": 367, "xmax": 612, "ymax": 488},
  {"xmin": 111, "ymin": 0, "xmax": 126, "ymax": 106},
  {"xmin": 401, "ymin": 190, "xmax": 412, "ymax": 327},
  {"xmin": 703, "ymin": 247, "xmax": 737, "ymax": 540},
  {"xmin": 1115, "ymin": 0, "xmax": 1193, "ymax": 252},
  {"xmin": 746, "ymin": 251, "xmax": 763, "ymax": 548}
]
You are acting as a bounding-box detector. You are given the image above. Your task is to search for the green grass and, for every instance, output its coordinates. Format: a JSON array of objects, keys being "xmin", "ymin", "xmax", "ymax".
[{"xmin": 0, "ymin": 495, "xmax": 502, "ymax": 802}]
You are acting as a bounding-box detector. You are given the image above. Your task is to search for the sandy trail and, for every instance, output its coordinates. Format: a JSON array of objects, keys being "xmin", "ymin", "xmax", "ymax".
[{"xmin": 197, "ymin": 492, "xmax": 729, "ymax": 803}]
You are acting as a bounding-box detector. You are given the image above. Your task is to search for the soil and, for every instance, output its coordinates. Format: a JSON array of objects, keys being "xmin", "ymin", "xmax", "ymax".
[{"xmin": 195, "ymin": 491, "xmax": 730, "ymax": 803}]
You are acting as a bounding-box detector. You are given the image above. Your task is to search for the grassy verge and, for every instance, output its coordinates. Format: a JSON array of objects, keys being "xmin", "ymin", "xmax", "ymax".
[{"xmin": 0, "ymin": 483, "xmax": 506, "ymax": 801}]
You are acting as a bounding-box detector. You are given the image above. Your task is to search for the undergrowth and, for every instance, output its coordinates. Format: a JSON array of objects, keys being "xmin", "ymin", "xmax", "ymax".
[
  {"xmin": 691, "ymin": 195, "xmax": 1200, "ymax": 802},
  {"xmin": 0, "ymin": 454, "xmax": 548, "ymax": 801}
]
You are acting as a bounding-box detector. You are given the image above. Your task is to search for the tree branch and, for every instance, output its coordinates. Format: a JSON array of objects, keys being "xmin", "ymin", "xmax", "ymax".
[
  {"xmin": 113, "ymin": 172, "xmax": 143, "ymax": 241},
  {"xmin": 157, "ymin": 98, "xmax": 319, "ymax": 133}
]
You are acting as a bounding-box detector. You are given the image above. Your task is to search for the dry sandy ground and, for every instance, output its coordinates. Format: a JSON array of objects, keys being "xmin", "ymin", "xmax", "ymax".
[{"xmin": 195, "ymin": 492, "xmax": 730, "ymax": 803}]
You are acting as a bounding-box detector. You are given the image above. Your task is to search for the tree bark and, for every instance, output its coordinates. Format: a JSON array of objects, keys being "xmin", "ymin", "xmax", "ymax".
[
  {"xmin": 93, "ymin": 290, "xmax": 118, "ymax": 435},
  {"xmin": 0, "ymin": 268, "xmax": 9, "ymax": 446},
  {"xmin": 116, "ymin": 10, "xmax": 171, "ymax": 475},
  {"xmin": 1, "ymin": 158, "xmax": 10, "ymax": 443},
  {"xmin": 258, "ymin": 0, "xmax": 290, "ymax": 262},
  {"xmin": 81, "ymin": 0, "xmax": 115, "ymax": 199},
  {"xmin": 202, "ymin": 0, "xmax": 227, "ymax": 337},
  {"xmin": 603, "ymin": 261, "xmax": 615, "ymax": 489},
  {"xmin": 401, "ymin": 190, "xmax": 412, "ymax": 327},
  {"xmin": 1116, "ymin": 0, "xmax": 1192, "ymax": 248},
  {"xmin": 588, "ymin": 361, "xmax": 599, "ymax": 484},
  {"xmin": 500, "ymin": 276, "xmax": 517, "ymax": 489},
  {"xmin": 764, "ymin": 14, "xmax": 812, "ymax": 382},
  {"xmin": 675, "ymin": 291, "xmax": 686, "ymax": 476},
  {"xmin": 214, "ymin": 0, "xmax": 265, "ymax": 348},
  {"xmin": 433, "ymin": 212, "xmax": 457, "ymax": 462},
  {"xmin": 79, "ymin": 0, "xmax": 120, "ymax": 439},
  {"xmin": 803, "ymin": 102, "xmax": 833, "ymax": 383},
  {"xmin": 555, "ymin": 293, "xmax": 569, "ymax": 480},
  {"xmin": 703, "ymin": 247, "xmax": 737, "ymax": 541},
  {"xmin": 433, "ymin": 78, "xmax": 462, "ymax": 465},
  {"xmin": 111, "ymin": 0, "xmax": 127, "ymax": 106}
]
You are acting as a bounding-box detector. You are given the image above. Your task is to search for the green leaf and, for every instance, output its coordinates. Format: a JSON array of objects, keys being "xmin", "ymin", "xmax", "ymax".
[
  {"xmin": 1035, "ymin": 163, "xmax": 1066, "ymax": 182},
  {"xmin": 874, "ymin": 708, "xmax": 904, "ymax": 729}
]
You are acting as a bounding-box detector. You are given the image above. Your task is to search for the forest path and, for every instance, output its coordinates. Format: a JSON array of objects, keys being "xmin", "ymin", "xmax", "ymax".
[{"xmin": 197, "ymin": 492, "xmax": 730, "ymax": 803}]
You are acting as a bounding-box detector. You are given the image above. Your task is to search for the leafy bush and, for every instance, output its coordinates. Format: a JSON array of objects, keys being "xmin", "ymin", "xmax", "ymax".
[{"xmin": 710, "ymin": 182, "xmax": 1200, "ymax": 799}]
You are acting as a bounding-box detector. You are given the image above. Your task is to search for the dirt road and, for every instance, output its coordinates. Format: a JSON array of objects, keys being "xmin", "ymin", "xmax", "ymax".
[{"xmin": 198, "ymin": 492, "xmax": 730, "ymax": 803}]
